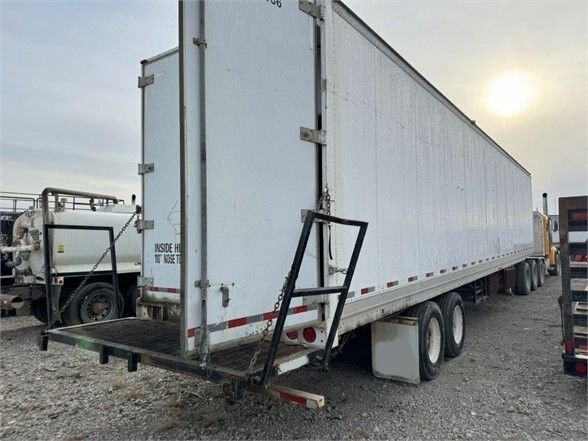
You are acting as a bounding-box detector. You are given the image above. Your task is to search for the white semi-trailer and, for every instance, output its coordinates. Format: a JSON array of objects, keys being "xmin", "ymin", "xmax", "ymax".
[
  {"xmin": 44, "ymin": 0, "xmax": 537, "ymax": 408},
  {"xmin": 1, "ymin": 188, "xmax": 141, "ymax": 325}
]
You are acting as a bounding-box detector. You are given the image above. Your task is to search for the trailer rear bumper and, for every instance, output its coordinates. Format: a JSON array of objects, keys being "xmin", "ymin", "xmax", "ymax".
[{"xmin": 41, "ymin": 318, "xmax": 325, "ymax": 407}]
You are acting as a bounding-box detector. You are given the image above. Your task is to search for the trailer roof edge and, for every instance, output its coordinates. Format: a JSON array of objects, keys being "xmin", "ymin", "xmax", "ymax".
[
  {"xmin": 142, "ymin": 47, "xmax": 179, "ymax": 65},
  {"xmin": 334, "ymin": 1, "xmax": 531, "ymax": 177}
]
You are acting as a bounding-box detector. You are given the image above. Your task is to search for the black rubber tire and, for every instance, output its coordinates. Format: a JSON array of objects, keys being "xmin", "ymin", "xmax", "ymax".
[
  {"xmin": 548, "ymin": 255, "xmax": 561, "ymax": 276},
  {"xmin": 407, "ymin": 301, "xmax": 445, "ymax": 381},
  {"xmin": 516, "ymin": 261, "xmax": 531, "ymax": 295},
  {"xmin": 31, "ymin": 300, "xmax": 48, "ymax": 324},
  {"xmin": 537, "ymin": 260, "xmax": 546, "ymax": 287},
  {"xmin": 437, "ymin": 292, "xmax": 465, "ymax": 358},
  {"xmin": 125, "ymin": 282, "xmax": 138, "ymax": 317},
  {"xmin": 528, "ymin": 260, "xmax": 538, "ymax": 291},
  {"xmin": 62, "ymin": 282, "xmax": 122, "ymax": 326}
]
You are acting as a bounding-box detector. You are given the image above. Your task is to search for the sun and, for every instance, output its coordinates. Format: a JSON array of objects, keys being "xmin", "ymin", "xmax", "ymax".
[{"xmin": 484, "ymin": 70, "xmax": 537, "ymax": 118}]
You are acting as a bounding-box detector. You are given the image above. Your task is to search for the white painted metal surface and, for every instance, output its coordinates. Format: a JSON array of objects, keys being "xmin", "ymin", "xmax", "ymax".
[
  {"xmin": 140, "ymin": 50, "xmax": 181, "ymax": 300},
  {"xmin": 324, "ymin": 1, "xmax": 534, "ymax": 331},
  {"xmin": 178, "ymin": 0, "xmax": 320, "ymax": 356},
  {"xmin": 371, "ymin": 317, "xmax": 420, "ymax": 384},
  {"xmin": 204, "ymin": 0, "xmax": 319, "ymax": 348},
  {"xmin": 142, "ymin": 0, "xmax": 534, "ymax": 361},
  {"xmin": 12, "ymin": 206, "xmax": 140, "ymax": 280}
]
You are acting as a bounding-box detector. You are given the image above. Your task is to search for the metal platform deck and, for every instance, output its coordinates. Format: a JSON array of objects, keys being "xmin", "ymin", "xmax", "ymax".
[{"xmin": 43, "ymin": 318, "xmax": 316, "ymax": 381}]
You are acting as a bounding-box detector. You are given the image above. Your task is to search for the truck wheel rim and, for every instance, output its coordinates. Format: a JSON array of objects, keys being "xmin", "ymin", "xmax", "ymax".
[
  {"xmin": 453, "ymin": 306, "xmax": 464, "ymax": 345},
  {"xmin": 81, "ymin": 292, "xmax": 114, "ymax": 322},
  {"xmin": 427, "ymin": 317, "xmax": 442, "ymax": 363}
]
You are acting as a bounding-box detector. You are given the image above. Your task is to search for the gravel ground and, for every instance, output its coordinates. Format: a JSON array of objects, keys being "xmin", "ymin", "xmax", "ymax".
[{"xmin": 1, "ymin": 275, "xmax": 586, "ymax": 440}]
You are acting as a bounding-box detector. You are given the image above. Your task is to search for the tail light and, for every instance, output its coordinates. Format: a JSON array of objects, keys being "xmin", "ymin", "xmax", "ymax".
[
  {"xmin": 286, "ymin": 331, "xmax": 298, "ymax": 340},
  {"xmin": 565, "ymin": 339, "xmax": 574, "ymax": 354},
  {"xmin": 303, "ymin": 327, "xmax": 316, "ymax": 343},
  {"xmin": 575, "ymin": 362, "xmax": 587, "ymax": 375}
]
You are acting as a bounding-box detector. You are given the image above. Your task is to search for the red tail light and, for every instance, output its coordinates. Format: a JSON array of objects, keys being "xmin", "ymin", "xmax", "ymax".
[
  {"xmin": 286, "ymin": 331, "xmax": 298, "ymax": 340},
  {"xmin": 303, "ymin": 327, "xmax": 317, "ymax": 343},
  {"xmin": 570, "ymin": 212, "xmax": 588, "ymax": 221},
  {"xmin": 575, "ymin": 362, "xmax": 587, "ymax": 375},
  {"xmin": 565, "ymin": 339, "xmax": 574, "ymax": 354}
]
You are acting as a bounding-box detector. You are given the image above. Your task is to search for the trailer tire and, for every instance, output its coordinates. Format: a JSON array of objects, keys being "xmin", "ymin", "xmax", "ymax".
[
  {"xmin": 408, "ymin": 301, "xmax": 445, "ymax": 381},
  {"xmin": 528, "ymin": 260, "xmax": 539, "ymax": 291},
  {"xmin": 437, "ymin": 292, "xmax": 465, "ymax": 358},
  {"xmin": 537, "ymin": 261, "xmax": 546, "ymax": 287},
  {"xmin": 516, "ymin": 261, "xmax": 531, "ymax": 295},
  {"xmin": 62, "ymin": 282, "xmax": 123, "ymax": 325},
  {"xmin": 548, "ymin": 255, "xmax": 561, "ymax": 276}
]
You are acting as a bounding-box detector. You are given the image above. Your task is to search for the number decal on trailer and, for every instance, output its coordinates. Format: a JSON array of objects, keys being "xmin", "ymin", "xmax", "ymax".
[{"xmin": 267, "ymin": 0, "xmax": 282, "ymax": 8}]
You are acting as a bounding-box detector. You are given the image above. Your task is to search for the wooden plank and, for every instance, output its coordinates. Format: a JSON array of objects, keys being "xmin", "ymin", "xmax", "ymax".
[{"xmin": 265, "ymin": 384, "xmax": 325, "ymax": 410}]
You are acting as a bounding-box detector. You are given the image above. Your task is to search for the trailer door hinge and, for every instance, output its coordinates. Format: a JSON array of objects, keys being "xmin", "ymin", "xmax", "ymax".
[
  {"xmin": 193, "ymin": 37, "xmax": 207, "ymax": 48},
  {"xmin": 138, "ymin": 163, "xmax": 155, "ymax": 175},
  {"xmin": 299, "ymin": 0, "xmax": 324, "ymax": 20},
  {"xmin": 135, "ymin": 219, "xmax": 154, "ymax": 232},
  {"xmin": 137, "ymin": 276, "xmax": 153, "ymax": 288},
  {"xmin": 137, "ymin": 74, "xmax": 154, "ymax": 88},
  {"xmin": 194, "ymin": 280, "xmax": 210, "ymax": 289},
  {"xmin": 300, "ymin": 127, "xmax": 326, "ymax": 145}
]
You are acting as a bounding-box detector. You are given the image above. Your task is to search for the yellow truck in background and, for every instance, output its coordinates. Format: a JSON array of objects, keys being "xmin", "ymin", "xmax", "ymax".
[{"xmin": 532, "ymin": 193, "xmax": 561, "ymax": 278}]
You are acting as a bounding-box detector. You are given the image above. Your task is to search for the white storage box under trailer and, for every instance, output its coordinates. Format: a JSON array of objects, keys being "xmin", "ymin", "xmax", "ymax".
[{"xmin": 44, "ymin": 0, "xmax": 535, "ymax": 408}]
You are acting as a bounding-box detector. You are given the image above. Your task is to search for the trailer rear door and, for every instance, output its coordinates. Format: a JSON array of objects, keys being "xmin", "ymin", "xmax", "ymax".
[
  {"xmin": 140, "ymin": 50, "xmax": 181, "ymax": 300},
  {"xmin": 180, "ymin": 1, "xmax": 320, "ymax": 355}
]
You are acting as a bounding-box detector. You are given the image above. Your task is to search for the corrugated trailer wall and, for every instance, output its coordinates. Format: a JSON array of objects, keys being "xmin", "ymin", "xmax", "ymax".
[{"xmin": 325, "ymin": 1, "xmax": 533, "ymax": 327}]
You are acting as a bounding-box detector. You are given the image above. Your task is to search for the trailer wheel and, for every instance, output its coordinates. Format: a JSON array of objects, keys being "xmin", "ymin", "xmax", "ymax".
[
  {"xmin": 528, "ymin": 260, "xmax": 539, "ymax": 291},
  {"xmin": 408, "ymin": 301, "xmax": 445, "ymax": 381},
  {"xmin": 515, "ymin": 261, "xmax": 531, "ymax": 295},
  {"xmin": 537, "ymin": 261, "xmax": 546, "ymax": 287},
  {"xmin": 437, "ymin": 292, "xmax": 465, "ymax": 358},
  {"xmin": 548, "ymin": 255, "xmax": 561, "ymax": 276},
  {"xmin": 62, "ymin": 282, "xmax": 122, "ymax": 325}
]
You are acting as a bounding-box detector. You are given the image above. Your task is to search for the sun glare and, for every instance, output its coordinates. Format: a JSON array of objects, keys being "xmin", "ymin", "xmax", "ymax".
[{"xmin": 484, "ymin": 70, "xmax": 537, "ymax": 118}]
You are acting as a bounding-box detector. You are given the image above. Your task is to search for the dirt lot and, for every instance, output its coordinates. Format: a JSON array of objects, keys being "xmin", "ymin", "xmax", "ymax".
[{"xmin": 1, "ymin": 275, "xmax": 586, "ymax": 440}]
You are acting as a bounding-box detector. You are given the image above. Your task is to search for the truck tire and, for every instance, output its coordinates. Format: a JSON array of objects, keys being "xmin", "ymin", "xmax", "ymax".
[
  {"xmin": 528, "ymin": 260, "xmax": 538, "ymax": 291},
  {"xmin": 537, "ymin": 260, "xmax": 546, "ymax": 287},
  {"xmin": 408, "ymin": 301, "xmax": 445, "ymax": 381},
  {"xmin": 437, "ymin": 292, "xmax": 465, "ymax": 358},
  {"xmin": 516, "ymin": 261, "xmax": 531, "ymax": 295},
  {"xmin": 548, "ymin": 255, "xmax": 561, "ymax": 276},
  {"xmin": 62, "ymin": 282, "xmax": 122, "ymax": 325}
]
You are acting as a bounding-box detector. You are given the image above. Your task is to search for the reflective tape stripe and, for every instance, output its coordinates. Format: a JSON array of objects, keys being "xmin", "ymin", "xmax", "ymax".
[
  {"xmin": 150, "ymin": 287, "xmax": 181, "ymax": 294},
  {"xmin": 208, "ymin": 304, "xmax": 318, "ymax": 332}
]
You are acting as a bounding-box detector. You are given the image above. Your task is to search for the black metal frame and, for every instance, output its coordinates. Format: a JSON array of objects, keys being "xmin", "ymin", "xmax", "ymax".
[
  {"xmin": 257, "ymin": 209, "xmax": 368, "ymax": 386},
  {"xmin": 43, "ymin": 224, "xmax": 119, "ymax": 328},
  {"xmin": 559, "ymin": 196, "xmax": 587, "ymax": 376},
  {"xmin": 40, "ymin": 210, "xmax": 367, "ymax": 398}
]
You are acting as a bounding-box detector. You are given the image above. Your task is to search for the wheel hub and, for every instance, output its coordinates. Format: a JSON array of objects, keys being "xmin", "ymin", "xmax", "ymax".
[
  {"xmin": 426, "ymin": 317, "xmax": 442, "ymax": 363},
  {"xmin": 453, "ymin": 305, "xmax": 464, "ymax": 344}
]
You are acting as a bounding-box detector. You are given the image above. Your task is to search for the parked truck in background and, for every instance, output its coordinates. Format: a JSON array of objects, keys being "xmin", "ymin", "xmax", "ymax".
[
  {"xmin": 1, "ymin": 192, "xmax": 39, "ymax": 292},
  {"xmin": 528, "ymin": 193, "xmax": 561, "ymax": 288},
  {"xmin": 1, "ymin": 188, "xmax": 141, "ymax": 325},
  {"xmin": 43, "ymin": 0, "xmax": 545, "ymax": 408}
]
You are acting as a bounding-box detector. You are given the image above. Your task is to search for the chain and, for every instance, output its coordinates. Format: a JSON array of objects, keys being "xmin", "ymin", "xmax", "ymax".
[
  {"xmin": 52, "ymin": 211, "xmax": 137, "ymax": 325},
  {"xmin": 246, "ymin": 271, "xmax": 290, "ymax": 376}
]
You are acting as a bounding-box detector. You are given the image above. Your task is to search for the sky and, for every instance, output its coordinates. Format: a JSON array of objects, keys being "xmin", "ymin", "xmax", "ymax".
[{"xmin": 1, "ymin": 0, "xmax": 586, "ymax": 213}]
